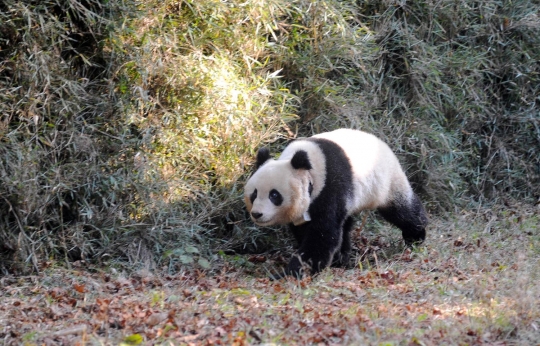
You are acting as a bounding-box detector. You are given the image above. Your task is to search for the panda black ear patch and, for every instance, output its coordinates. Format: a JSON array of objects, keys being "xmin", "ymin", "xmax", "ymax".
[
  {"xmin": 291, "ymin": 150, "xmax": 312, "ymax": 170},
  {"xmin": 255, "ymin": 147, "xmax": 271, "ymax": 170}
]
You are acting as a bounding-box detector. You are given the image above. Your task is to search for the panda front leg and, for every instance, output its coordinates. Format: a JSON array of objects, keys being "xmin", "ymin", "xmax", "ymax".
[
  {"xmin": 332, "ymin": 216, "xmax": 353, "ymax": 268},
  {"xmin": 285, "ymin": 219, "xmax": 343, "ymax": 278},
  {"xmin": 289, "ymin": 226, "xmax": 306, "ymax": 249}
]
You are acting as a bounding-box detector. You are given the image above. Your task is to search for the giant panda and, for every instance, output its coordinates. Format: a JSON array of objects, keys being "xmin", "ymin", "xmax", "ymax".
[{"xmin": 244, "ymin": 129, "xmax": 428, "ymax": 278}]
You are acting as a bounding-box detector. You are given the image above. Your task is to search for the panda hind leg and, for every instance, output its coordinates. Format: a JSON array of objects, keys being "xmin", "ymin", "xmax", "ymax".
[
  {"xmin": 378, "ymin": 193, "xmax": 428, "ymax": 245},
  {"xmin": 332, "ymin": 216, "xmax": 353, "ymax": 268}
]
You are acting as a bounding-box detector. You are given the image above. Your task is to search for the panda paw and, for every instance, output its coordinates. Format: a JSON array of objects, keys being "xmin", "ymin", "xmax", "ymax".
[
  {"xmin": 403, "ymin": 230, "xmax": 426, "ymax": 246},
  {"xmin": 331, "ymin": 252, "xmax": 351, "ymax": 268},
  {"xmin": 269, "ymin": 256, "xmax": 306, "ymax": 280}
]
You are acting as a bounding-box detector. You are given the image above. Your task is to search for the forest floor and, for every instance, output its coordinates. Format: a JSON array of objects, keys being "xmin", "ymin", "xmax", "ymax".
[{"xmin": 1, "ymin": 206, "xmax": 539, "ymax": 346}]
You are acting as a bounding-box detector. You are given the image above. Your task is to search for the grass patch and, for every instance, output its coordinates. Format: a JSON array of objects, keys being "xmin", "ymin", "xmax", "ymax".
[
  {"xmin": 1, "ymin": 0, "xmax": 539, "ymax": 274},
  {"xmin": 1, "ymin": 208, "xmax": 539, "ymax": 344}
]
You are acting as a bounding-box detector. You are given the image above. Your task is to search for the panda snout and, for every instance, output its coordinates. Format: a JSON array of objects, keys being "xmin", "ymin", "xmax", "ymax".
[{"xmin": 251, "ymin": 212, "xmax": 263, "ymax": 220}]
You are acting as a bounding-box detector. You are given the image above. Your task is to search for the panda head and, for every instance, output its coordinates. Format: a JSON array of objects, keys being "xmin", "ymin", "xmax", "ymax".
[{"xmin": 244, "ymin": 147, "xmax": 313, "ymax": 226}]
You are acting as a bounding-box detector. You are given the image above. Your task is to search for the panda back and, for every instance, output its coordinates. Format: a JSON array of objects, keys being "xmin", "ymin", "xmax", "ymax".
[{"xmin": 313, "ymin": 129, "xmax": 412, "ymax": 212}]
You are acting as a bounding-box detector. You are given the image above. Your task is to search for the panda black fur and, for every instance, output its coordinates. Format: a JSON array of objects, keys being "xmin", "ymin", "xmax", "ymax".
[{"xmin": 244, "ymin": 129, "xmax": 428, "ymax": 278}]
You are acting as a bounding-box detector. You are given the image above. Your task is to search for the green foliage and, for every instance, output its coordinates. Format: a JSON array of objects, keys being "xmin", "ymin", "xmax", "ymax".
[
  {"xmin": 0, "ymin": 0, "xmax": 131, "ymax": 273},
  {"xmin": 1, "ymin": 0, "xmax": 539, "ymax": 274},
  {"xmin": 356, "ymin": 0, "xmax": 540, "ymax": 207},
  {"xmin": 121, "ymin": 334, "xmax": 144, "ymax": 345},
  {"xmin": 277, "ymin": 0, "xmax": 540, "ymax": 210}
]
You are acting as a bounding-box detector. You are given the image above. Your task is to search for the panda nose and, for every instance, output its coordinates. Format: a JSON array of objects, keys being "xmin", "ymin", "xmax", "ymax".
[{"xmin": 251, "ymin": 212, "xmax": 263, "ymax": 219}]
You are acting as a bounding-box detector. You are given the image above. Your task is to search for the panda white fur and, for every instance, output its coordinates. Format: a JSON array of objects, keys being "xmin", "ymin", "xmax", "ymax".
[{"xmin": 244, "ymin": 129, "xmax": 428, "ymax": 278}]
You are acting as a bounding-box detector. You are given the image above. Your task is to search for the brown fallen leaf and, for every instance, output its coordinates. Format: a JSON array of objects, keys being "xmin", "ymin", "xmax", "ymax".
[
  {"xmin": 399, "ymin": 248, "xmax": 413, "ymax": 262},
  {"xmin": 248, "ymin": 255, "xmax": 267, "ymax": 263},
  {"xmin": 146, "ymin": 312, "xmax": 168, "ymax": 326},
  {"xmin": 456, "ymin": 308, "xmax": 466, "ymax": 316},
  {"xmin": 73, "ymin": 283, "xmax": 86, "ymax": 293}
]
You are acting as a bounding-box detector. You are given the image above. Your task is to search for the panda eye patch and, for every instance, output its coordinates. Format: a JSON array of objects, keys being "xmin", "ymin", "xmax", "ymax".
[
  {"xmin": 269, "ymin": 189, "xmax": 283, "ymax": 206},
  {"xmin": 250, "ymin": 189, "xmax": 257, "ymax": 203}
]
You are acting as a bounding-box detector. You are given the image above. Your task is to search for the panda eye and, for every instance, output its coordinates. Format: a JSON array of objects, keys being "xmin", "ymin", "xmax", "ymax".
[
  {"xmin": 269, "ymin": 189, "xmax": 283, "ymax": 206},
  {"xmin": 250, "ymin": 189, "xmax": 257, "ymax": 204}
]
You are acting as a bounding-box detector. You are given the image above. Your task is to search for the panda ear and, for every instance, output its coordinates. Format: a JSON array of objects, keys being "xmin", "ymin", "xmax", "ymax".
[
  {"xmin": 291, "ymin": 150, "xmax": 312, "ymax": 170},
  {"xmin": 255, "ymin": 147, "xmax": 271, "ymax": 170}
]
